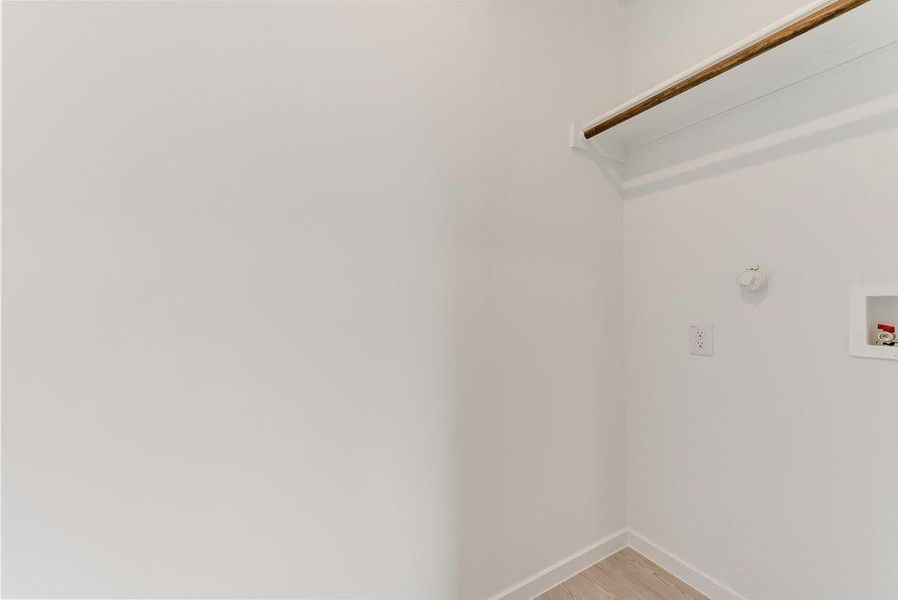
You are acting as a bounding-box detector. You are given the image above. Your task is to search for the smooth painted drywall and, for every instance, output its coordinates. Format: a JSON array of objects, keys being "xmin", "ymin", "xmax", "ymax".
[
  {"xmin": 1, "ymin": 2, "xmax": 624, "ymax": 598},
  {"xmin": 622, "ymin": 1, "xmax": 898, "ymax": 598},
  {"xmin": 621, "ymin": 0, "xmax": 812, "ymax": 97}
]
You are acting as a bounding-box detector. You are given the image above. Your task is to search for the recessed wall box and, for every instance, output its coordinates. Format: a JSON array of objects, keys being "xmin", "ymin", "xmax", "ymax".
[{"xmin": 849, "ymin": 284, "xmax": 898, "ymax": 361}]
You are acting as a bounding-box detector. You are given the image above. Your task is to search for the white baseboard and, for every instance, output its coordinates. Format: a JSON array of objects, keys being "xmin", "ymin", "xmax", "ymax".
[
  {"xmin": 626, "ymin": 530, "xmax": 748, "ymax": 600},
  {"xmin": 487, "ymin": 528, "xmax": 628, "ymax": 600},
  {"xmin": 489, "ymin": 528, "xmax": 749, "ymax": 600}
]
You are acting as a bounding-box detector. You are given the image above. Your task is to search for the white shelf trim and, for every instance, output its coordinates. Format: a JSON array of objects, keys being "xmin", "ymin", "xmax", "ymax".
[
  {"xmin": 580, "ymin": 0, "xmax": 838, "ymax": 135},
  {"xmin": 570, "ymin": 0, "xmax": 898, "ymax": 186}
]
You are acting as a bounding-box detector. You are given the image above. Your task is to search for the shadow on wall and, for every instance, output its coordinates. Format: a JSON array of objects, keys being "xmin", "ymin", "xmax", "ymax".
[
  {"xmin": 621, "ymin": 43, "xmax": 898, "ymax": 199},
  {"xmin": 624, "ymin": 102, "xmax": 898, "ymax": 199},
  {"xmin": 448, "ymin": 108, "xmax": 625, "ymax": 599}
]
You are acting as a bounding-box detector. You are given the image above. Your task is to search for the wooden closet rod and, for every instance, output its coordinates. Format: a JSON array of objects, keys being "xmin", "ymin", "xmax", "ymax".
[{"xmin": 583, "ymin": 0, "xmax": 873, "ymax": 140}]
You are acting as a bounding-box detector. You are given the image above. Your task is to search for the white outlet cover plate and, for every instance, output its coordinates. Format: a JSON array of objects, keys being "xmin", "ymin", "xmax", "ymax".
[{"xmin": 689, "ymin": 324, "xmax": 714, "ymax": 356}]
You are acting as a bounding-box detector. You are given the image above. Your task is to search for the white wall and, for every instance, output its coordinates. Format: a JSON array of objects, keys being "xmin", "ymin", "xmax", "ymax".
[
  {"xmin": 622, "ymin": 1, "xmax": 898, "ymax": 598},
  {"xmin": 621, "ymin": 0, "xmax": 811, "ymax": 97},
  {"xmin": 1, "ymin": 2, "xmax": 624, "ymax": 598}
]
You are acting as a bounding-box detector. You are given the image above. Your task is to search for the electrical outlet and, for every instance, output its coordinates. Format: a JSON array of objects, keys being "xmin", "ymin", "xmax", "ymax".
[{"xmin": 689, "ymin": 324, "xmax": 714, "ymax": 356}]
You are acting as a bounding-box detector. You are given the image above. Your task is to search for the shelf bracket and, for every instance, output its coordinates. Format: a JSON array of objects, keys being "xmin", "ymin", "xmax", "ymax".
[{"xmin": 569, "ymin": 125, "xmax": 624, "ymax": 190}]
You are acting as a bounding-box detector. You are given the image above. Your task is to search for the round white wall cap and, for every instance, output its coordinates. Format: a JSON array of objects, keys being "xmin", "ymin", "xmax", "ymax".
[{"xmin": 737, "ymin": 266, "xmax": 767, "ymax": 292}]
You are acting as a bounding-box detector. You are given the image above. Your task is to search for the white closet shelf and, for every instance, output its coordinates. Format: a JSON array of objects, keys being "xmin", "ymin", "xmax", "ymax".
[{"xmin": 571, "ymin": 0, "xmax": 898, "ymax": 173}]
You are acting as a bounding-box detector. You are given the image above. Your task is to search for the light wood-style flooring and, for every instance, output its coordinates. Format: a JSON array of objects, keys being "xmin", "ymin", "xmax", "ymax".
[{"xmin": 536, "ymin": 548, "xmax": 708, "ymax": 600}]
